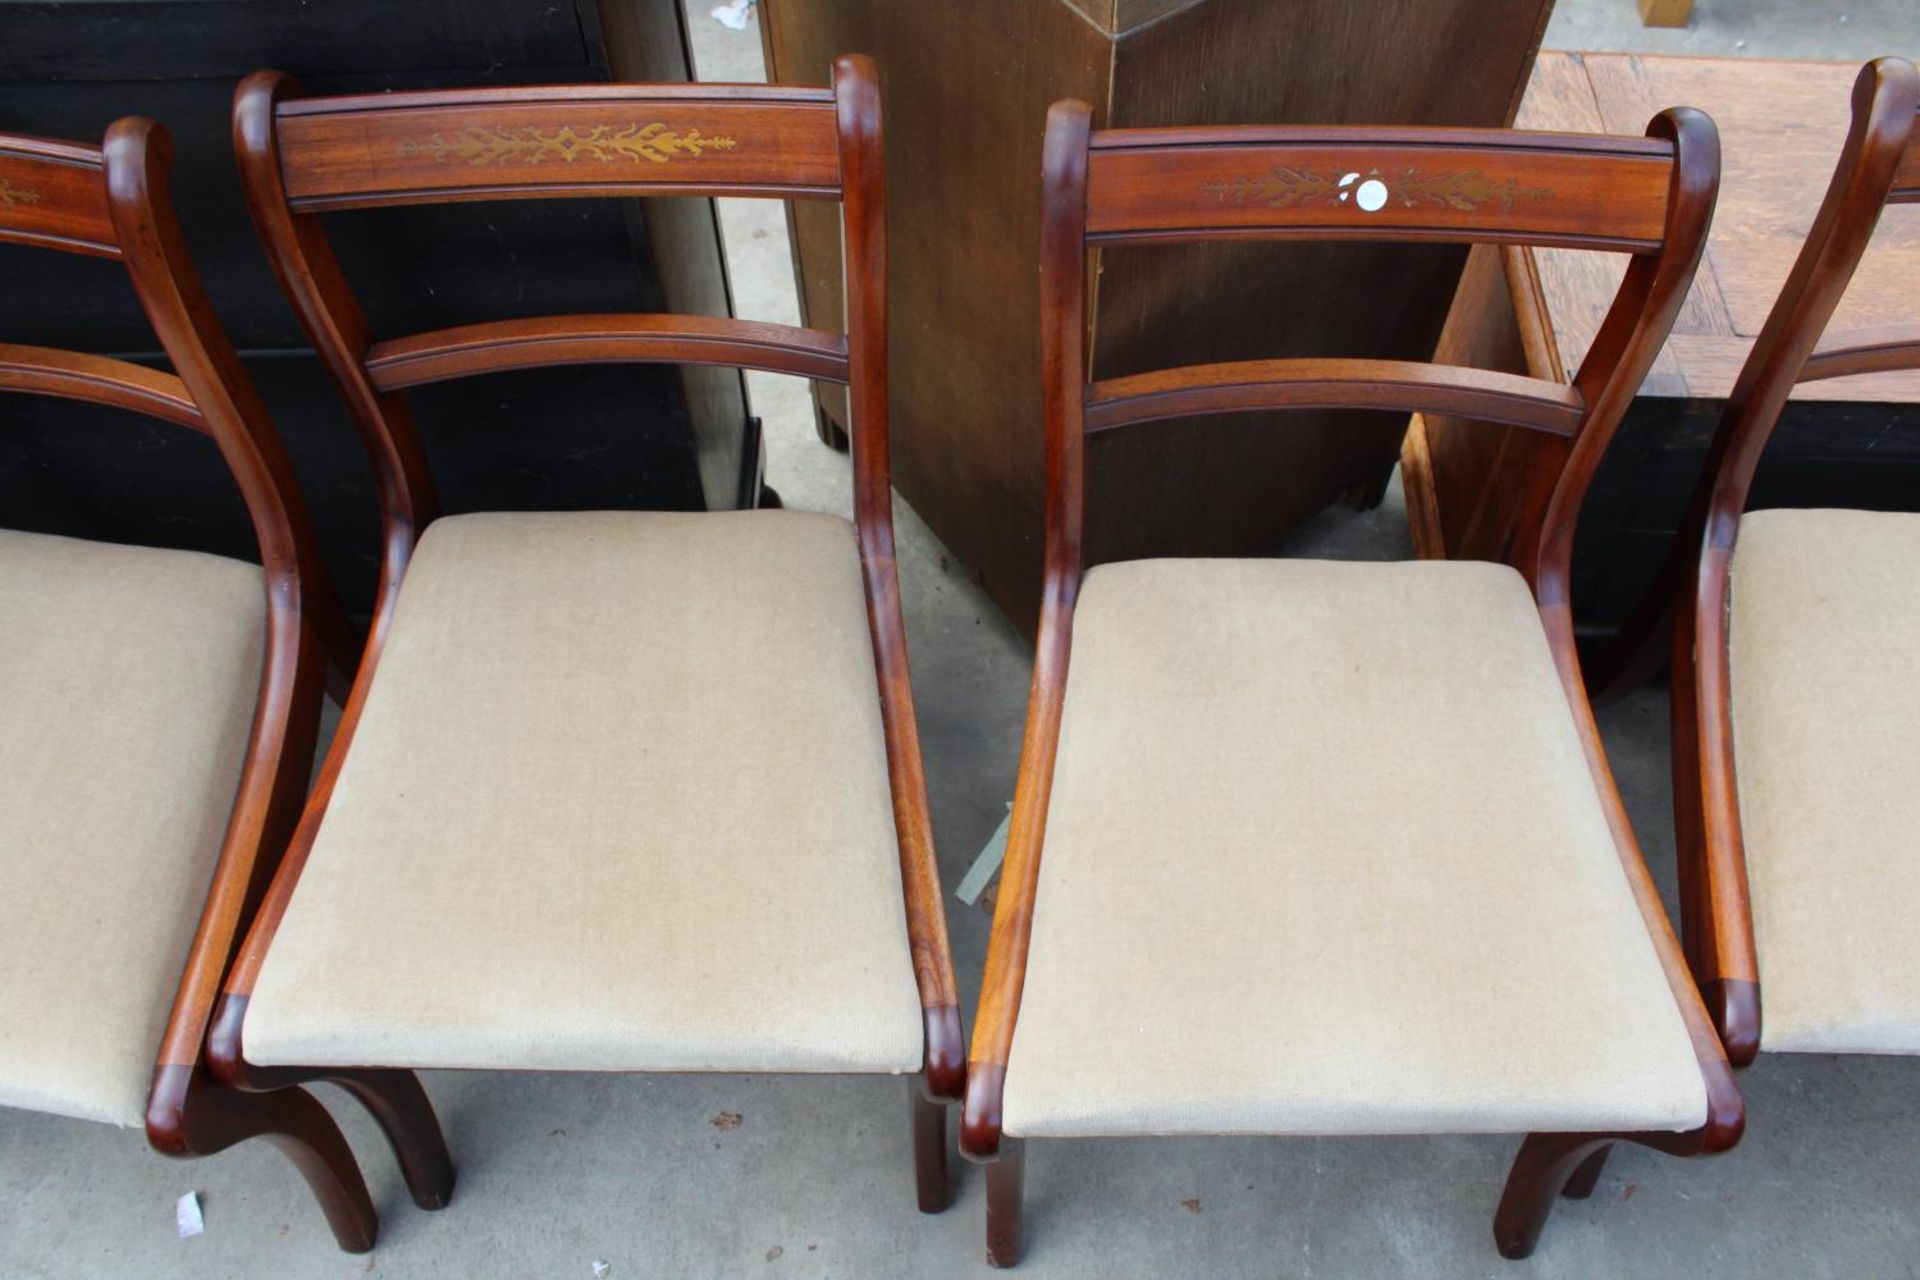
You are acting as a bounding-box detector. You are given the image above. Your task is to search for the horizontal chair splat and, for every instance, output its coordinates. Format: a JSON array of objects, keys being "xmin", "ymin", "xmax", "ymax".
[
  {"xmin": 0, "ymin": 343, "xmax": 205, "ymax": 432},
  {"xmin": 1085, "ymin": 132, "xmax": 1674, "ymax": 251},
  {"xmin": 1799, "ymin": 324, "xmax": 1920, "ymax": 383},
  {"xmin": 277, "ymin": 93, "xmax": 843, "ymax": 210},
  {"xmin": 1084, "ymin": 358, "xmax": 1585, "ymax": 436},
  {"xmin": 0, "ymin": 140, "xmax": 119, "ymax": 258},
  {"xmin": 364, "ymin": 315, "xmax": 851, "ymax": 390}
]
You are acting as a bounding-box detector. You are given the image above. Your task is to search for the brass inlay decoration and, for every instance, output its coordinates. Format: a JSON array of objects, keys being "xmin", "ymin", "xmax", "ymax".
[
  {"xmin": 402, "ymin": 122, "xmax": 739, "ymax": 167},
  {"xmin": 1202, "ymin": 165, "xmax": 1552, "ymax": 213},
  {"xmin": 0, "ymin": 176, "xmax": 43, "ymax": 208}
]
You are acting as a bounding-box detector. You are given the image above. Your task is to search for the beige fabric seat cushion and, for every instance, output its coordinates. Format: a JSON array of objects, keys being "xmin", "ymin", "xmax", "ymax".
[
  {"xmin": 0, "ymin": 530, "xmax": 262, "ymax": 1127},
  {"xmin": 245, "ymin": 510, "xmax": 923, "ymax": 1075},
  {"xmin": 1002, "ymin": 558, "xmax": 1708, "ymax": 1140},
  {"xmin": 1730, "ymin": 508, "xmax": 1920, "ymax": 1055}
]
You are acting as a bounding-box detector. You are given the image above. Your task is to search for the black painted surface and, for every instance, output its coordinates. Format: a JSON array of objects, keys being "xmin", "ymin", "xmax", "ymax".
[
  {"xmin": 1571, "ymin": 396, "xmax": 1920, "ymax": 639},
  {"xmin": 0, "ymin": 0, "xmax": 715, "ymax": 614}
]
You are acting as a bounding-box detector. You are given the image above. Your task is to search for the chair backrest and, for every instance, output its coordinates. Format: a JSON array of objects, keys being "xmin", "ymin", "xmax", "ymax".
[
  {"xmin": 0, "ymin": 122, "xmax": 324, "ymax": 596},
  {"xmin": 1696, "ymin": 57, "xmax": 1919, "ymax": 539},
  {"xmin": 1036, "ymin": 101, "xmax": 1720, "ymax": 611},
  {"xmin": 232, "ymin": 56, "xmax": 891, "ymax": 621},
  {"xmin": 222, "ymin": 59, "xmax": 966, "ymax": 1091}
]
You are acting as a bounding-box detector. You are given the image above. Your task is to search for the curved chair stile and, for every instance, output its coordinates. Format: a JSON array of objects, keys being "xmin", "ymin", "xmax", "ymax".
[
  {"xmin": 0, "ymin": 123, "xmax": 369, "ymax": 1248},
  {"xmin": 1656, "ymin": 58, "xmax": 1919, "ymax": 1065}
]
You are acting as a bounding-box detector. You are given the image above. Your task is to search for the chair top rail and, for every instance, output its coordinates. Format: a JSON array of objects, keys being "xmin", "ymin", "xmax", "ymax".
[
  {"xmin": 1085, "ymin": 125, "xmax": 1674, "ymax": 252},
  {"xmin": 274, "ymin": 82, "xmax": 844, "ymax": 211},
  {"xmin": 0, "ymin": 135, "xmax": 119, "ymax": 258},
  {"xmin": 277, "ymin": 81, "xmax": 834, "ymax": 118}
]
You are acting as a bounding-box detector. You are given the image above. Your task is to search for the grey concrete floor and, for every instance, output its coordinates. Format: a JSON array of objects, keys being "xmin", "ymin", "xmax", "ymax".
[{"xmin": 8, "ymin": 2, "xmax": 1920, "ymax": 1277}]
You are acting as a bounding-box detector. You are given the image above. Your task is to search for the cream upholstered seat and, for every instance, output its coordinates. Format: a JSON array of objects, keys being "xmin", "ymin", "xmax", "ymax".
[
  {"xmin": 243, "ymin": 509, "xmax": 924, "ymax": 1075},
  {"xmin": 1001, "ymin": 557, "xmax": 1709, "ymax": 1140},
  {"xmin": 0, "ymin": 530, "xmax": 262, "ymax": 1127},
  {"xmin": 1729, "ymin": 508, "xmax": 1920, "ymax": 1055}
]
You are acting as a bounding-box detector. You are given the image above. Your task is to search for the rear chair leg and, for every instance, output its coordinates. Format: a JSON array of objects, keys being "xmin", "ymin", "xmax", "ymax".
[
  {"xmin": 986, "ymin": 1139, "xmax": 1025, "ymax": 1268},
  {"xmin": 1494, "ymin": 1133, "xmax": 1612, "ymax": 1260},
  {"xmin": 912, "ymin": 1082, "xmax": 951, "ymax": 1213},
  {"xmin": 327, "ymin": 1069, "xmax": 455, "ymax": 1210}
]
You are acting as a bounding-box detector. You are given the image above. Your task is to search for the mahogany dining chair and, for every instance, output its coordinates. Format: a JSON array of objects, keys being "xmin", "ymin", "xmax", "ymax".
[
  {"xmin": 0, "ymin": 122, "xmax": 372, "ymax": 1245},
  {"xmin": 206, "ymin": 54, "xmax": 964, "ymax": 1245},
  {"xmin": 1601, "ymin": 57, "xmax": 1920, "ymax": 1067},
  {"xmin": 960, "ymin": 100, "xmax": 1736, "ymax": 1265}
]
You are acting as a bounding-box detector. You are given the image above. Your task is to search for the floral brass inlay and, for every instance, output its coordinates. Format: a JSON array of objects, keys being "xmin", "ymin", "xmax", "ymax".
[
  {"xmin": 0, "ymin": 176, "xmax": 43, "ymax": 208},
  {"xmin": 402, "ymin": 122, "xmax": 739, "ymax": 167},
  {"xmin": 1201, "ymin": 165, "xmax": 1551, "ymax": 213}
]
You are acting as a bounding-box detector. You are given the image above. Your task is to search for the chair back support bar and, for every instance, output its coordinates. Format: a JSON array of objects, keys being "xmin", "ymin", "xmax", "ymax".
[
  {"xmin": 0, "ymin": 342, "xmax": 205, "ymax": 432},
  {"xmin": 1084, "ymin": 357, "xmax": 1586, "ymax": 437},
  {"xmin": 1085, "ymin": 127, "xmax": 1675, "ymax": 251},
  {"xmin": 363, "ymin": 315, "xmax": 850, "ymax": 390}
]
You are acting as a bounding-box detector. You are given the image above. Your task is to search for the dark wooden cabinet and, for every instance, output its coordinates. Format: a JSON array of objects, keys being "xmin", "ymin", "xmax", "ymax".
[
  {"xmin": 760, "ymin": 0, "xmax": 1556, "ymax": 633},
  {"xmin": 0, "ymin": 0, "xmax": 753, "ymax": 612}
]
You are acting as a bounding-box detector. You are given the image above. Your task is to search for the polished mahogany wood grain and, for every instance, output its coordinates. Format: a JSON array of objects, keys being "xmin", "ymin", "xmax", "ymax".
[
  {"xmin": 832, "ymin": 59, "xmax": 964, "ymax": 1099},
  {"xmin": 210, "ymin": 58, "xmax": 963, "ymax": 1237},
  {"xmin": 1084, "ymin": 357, "xmax": 1585, "ymax": 436},
  {"xmin": 0, "ymin": 136, "xmax": 120, "ymax": 258},
  {"xmin": 961, "ymin": 101, "xmax": 1092, "ymax": 1165},
  {"xmin": 277, "ymin": 90, "xmax": 842, "ymax": 210},
  {"xmin": 1084, "ymin": 133, "xmax": 1672, "ymax": 251},
  {"xmin": 365, "ymin": 314, "xmax": 850, "ymax": 391},
  {"xmin": 0, "ymin": 343, "xmax": 204, "ymax": 432},
  {"xmin": 233, "ymin": 70, "xmax": 442, "ymax": 628},
  {"xmin": 962, "ymin": 97, "xmax": 1736, "ymax": 1266},
  {"xmin": 2, "ymin": 118, "xmax": 366, "ymax": 1248}
]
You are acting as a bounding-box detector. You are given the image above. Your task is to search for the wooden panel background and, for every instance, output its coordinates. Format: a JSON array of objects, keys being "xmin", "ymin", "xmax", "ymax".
[
  {"xmin": 761, "ymin": 0, "xmax": 1556, "ymax": 634},
  {"xmin": 0, "ymin": 0, "xmax": 755, "ymax": 612}
]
